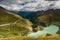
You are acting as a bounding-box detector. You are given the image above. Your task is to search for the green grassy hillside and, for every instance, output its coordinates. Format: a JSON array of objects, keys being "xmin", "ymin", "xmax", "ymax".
[{"xmin": 0, "ymin": 6, "xmax": 32, "ymax": 38}]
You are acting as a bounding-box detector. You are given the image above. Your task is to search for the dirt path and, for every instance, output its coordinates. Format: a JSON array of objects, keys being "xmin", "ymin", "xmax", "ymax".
[{"xmin": 0, "ymin": 22, "xmax": 16, "ymax": 26}]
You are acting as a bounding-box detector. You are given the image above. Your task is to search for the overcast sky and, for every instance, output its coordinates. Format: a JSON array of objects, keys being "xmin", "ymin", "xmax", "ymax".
[{"xmin": 0, "ymin": 0, "xmax": 60, "ymax": 11}]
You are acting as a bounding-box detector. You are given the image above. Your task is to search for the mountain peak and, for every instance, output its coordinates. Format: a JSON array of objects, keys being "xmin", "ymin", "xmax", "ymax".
[
  {"xmin": 0, "ymin": 6, "xmax": 5, "ymax": 10},
  {"xmin": 0, "ymin": 6, "xmax": 8, "ymax": 12}
]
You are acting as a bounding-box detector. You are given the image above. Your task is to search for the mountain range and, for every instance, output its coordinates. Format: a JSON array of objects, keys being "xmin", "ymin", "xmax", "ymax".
[
  {"xmin": 0, "ymin": 6, "xmax": 60, "ymax": 37},
  {"xmin": 17, "ymin": 9, "xmax": 60, "ymax": 34}
]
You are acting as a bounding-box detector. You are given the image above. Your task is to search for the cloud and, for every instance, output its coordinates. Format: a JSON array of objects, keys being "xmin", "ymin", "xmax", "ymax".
[{"xmin": 0, "ymin": 0, "xmax": 60, "ymax": 11}]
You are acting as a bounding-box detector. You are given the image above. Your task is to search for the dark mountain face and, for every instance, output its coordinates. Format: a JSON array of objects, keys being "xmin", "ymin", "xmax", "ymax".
[
  {"xmin": 0, "ymin": 6, "xmax": 6, "ymax": 10},
  {"xmin": 18, "ymin": 11, "xmax": 44, "ymax": 23}
]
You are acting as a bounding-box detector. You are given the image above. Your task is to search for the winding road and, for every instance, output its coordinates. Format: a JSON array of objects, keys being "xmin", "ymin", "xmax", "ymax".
[{"xmin": 0, "ymin": 22, "xmax": 17, "ymax": 26}]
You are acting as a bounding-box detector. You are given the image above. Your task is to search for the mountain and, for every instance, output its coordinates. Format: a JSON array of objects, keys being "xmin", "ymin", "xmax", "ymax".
[
  {"xmin": 38, "ymin": 9, "xmax": 60, "ymax": 26},
  {"xmin": 37, "ymin": 9, "xmax": 60, "ymax": 34},
  {"xmin": 18, "ymin": 11, "xmax": 44, "ymax": 23},
  {"xmin": 0, "ymin": 6, "xmax": 32, "ymax": 38}
]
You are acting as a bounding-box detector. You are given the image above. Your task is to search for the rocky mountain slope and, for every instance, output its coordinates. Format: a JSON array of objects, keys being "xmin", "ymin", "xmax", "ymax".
[
  {"xmin": 36, "ymin": 9, "xmax": 60, "ymax": 34},
  {"xmin": 38, "ymin": 9, "xmax": 60, "ymax": 26}
]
